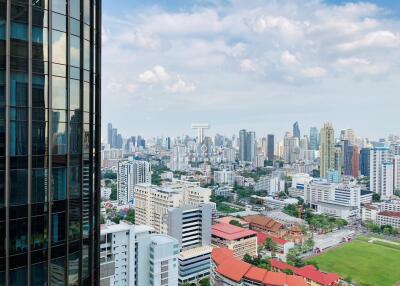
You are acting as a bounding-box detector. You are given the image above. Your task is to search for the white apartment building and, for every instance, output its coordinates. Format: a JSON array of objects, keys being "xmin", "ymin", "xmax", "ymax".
[
  {"xmin": 99, "ymin": 223, "xmax": 179, "ymax": 286},
  {"xmin": 117, "ymin": 159, "xmax": 151, "ymax": 205},
  {"xmin": 134, "ymin": 181, "xmax": 212, "ymax": 234},
  {"xmin": 370, "ymin": 147, "xmax": 393, "ymax": 199},
  {"xmin": 304, "ymin": 180, "xmax": 335, "ymax": 207},
  {"xmin": 214, "ymin": 170, "xmax": 235, "ymax": 186},
  {"xmin": 169, "ymin": 145, "xmax": 189, "ymax": 171},
  {"xmin": 254, "ymin": 176, "xmax": 285, "ymax": 196},
  {"xmin": 376, "ymin": 212, "xmax": 400, "ymax": 229},
  {"xmin": 394, "ymin": 155, "xmax": 400, "ymax": 191}
]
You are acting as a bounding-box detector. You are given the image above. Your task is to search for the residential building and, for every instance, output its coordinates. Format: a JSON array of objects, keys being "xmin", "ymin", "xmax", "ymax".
[
  {"xmin": 211, "ymin": 223, "xmax": 258, "ymax": 258},
  {"xmin": 361, "ymin": 204, "xmax": 379, "ymax": 222},
  {"xmin": 254, "ymin": 176, "xmax": 285, "ymax": 195},
  {"xmin": 284, "ymin": 133, "xmax": 300, "ymax": 164},
  {"xmin": 117, "ymin": 159, "xmax": 151, "ymax": 205},
  {"xmin": 309, "ymin": 127, "xmax": 319, "ymax": 151},
  {"xmin": 320, "ymin": 123, "xmax": 335, "ymax": 177},
  {"xmin": 394, "ymin": 155, "xmax": 400, "ymax": 191},
  {"xmin": 214, "ymin": 170, "xmax": 236, "ymax": 186},
  {"xmin": 370, "ymin": 147, "xmax": 393, "ymax": 199},
  {"xmin": 359, "ymin": 147, "xmax": 371, "ymax": 177},
  {"xmin": 239, "ymin": 129, "xmax": 256, "ymax": 162},
  {"xmin": 0, "ymin": 1, "xmax": 101, "ymax": 284},
  {"xmin": 100, "ymin": 223, "xmax": 180, "ymax": 286}
]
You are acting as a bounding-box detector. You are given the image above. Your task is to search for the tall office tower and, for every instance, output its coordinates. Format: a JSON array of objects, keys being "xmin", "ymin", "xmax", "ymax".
[
  {"xmin": 320, "ymin": 123, "xmax": 335, "ymax": 177},
  {"xmin": 167, "ymin": 204, "xmax": 213, "ymax": 285},
  {"xmin": 352, "ymin": 145, "xmax": 360, "ymax": 178},
  {"xmin": 342, "ymin": 140, "xmax": 354, "ymax": 176},
  {"xmin": 100, "ymin": 223, "xmax": 179, "ymax": 286},
  {"xmin": 261, "ymin": 137, "xmax": 267, "ymax": 156},
  {"xmin": 309, "ymin": 127, "xmax": 319, "ymax": 150},
  {"xmin": 117, "ymin": 160, "xmax": 151, "ymax": 205},
  {"xmin": 394, "ymin": 156, "xmax": 400, "ymax": 191},
  {"xmin": 283, "ymin": 132, "xmax": 299, "ymax": 164},
  {"xmin": 267, "ymin": 134, "xmax": 275, "ymax": 160},
  {"xmin": 390, "ymin": 143, "xmax": 400, "ymax": 156},
  {"xmin": 0, "ymin": 0, "xmax": 101, "ymax": 285},
  {"xmin": 359, "ymin": 148, "xmax": 371, "ymax": 176},
  {"xmin": 293, "ymin": 121, "xmax": 301, "ymax": 139},
  {"xmin": 341, "ymin": 129, "xmax": 356, "ymax": 145},
  {"xmin": 107, "ymin": 123, "xmax": 113, "ymax": 146},
  {"xmin": 334, "ymin": 145, "xmax": 343, "ymax": 174},
  {"xmin": 238, "ymin": 129, "xmax": 256, "ymax": 162},
  {"xmin": 370, "ymin": 147, "xmax": 393, "ymax": 198},
  {"xmin": 165, "ymin": 136, "xmax": 171, "ymax": 150}
]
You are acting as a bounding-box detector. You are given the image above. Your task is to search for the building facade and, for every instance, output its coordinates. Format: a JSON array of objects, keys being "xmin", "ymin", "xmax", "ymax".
[
  {"xmin": 320, "ymin": 123, "xmax": 335, "ymax": 178},
  {"xmin": 0, "ymin": 0, "xmax": 101, "ymax": 284}
]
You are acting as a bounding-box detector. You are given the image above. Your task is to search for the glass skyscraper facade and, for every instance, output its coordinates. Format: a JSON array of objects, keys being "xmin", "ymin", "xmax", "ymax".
[{"xmin": 0, "ymin": 0, "xmax": 101, "ymax": 284}]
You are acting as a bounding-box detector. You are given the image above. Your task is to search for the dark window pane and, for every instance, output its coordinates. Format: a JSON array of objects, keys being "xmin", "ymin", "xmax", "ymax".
[
  {"xmin": 32, "ymin": 121, "xmax": 48, "ymax": 155},
  {"xmin": 51, "ymin": 121, "xmax": 67, "ymax": 155},
  {"xmin": 52, "ymin": 167, "xmax": 66, "ymax": 201},
  {"xmin": 0, "ymin": 219, "xmax": 4, "ymax": 257},
  {"xmin": 68, "ymin": 252, "xmax": 80, "ymax": 285},
  {"xmin": 9, "ymin": 218, "xmax": 28, "ymax": 255},
  {"xmin": 32, "ymin": 75, "xmax": 48, "ymax": 108},
  {"xmin": 69, "ymin": 204, "xmax": 81, "ymax": 240},
  {"xmin": 31, "ymin": 262, "xmax": 47, "ymax": 286},
  {"xmin": 0, "ymin": 121, "xmax": 4, "ymax": 156},
  {"xmin": 32, "ymin": 168, "xmax": 48, "ymax": 203},
  {"xmin": 9, "ymin": 120, "xmax": 28, "ymax": 156},
  {"xmin": 69, "ymin": 166, "xmax": 81, "ymax": 199},
  {"xmin": 0, "ymin": 171, "xmax": 3, "ymax": 209},
  {"xmin": 50, "ymin": 257, "xmax": 65, "ymax": 285},
  {"xmin": 10, "ymin": 72, "xmax": 28, "ymax": 106},
  {"xmin": 10, "ymin": 266, "xmax": 27, "ymax": 286},
  {"xmin": 82, "ymin": 244, "xmax": 89, "ymax": 279},
  {"xmin": 70, "ymin": 122, "xmax": 82, "ymax": 155},
  {"xmin": 10, "ymin": 169, "xmax": 27, "ymax": 206},
  {"xmin": 32, "ymin": 0, "xmax": 48, "ymax": 10},
  {"xmin": 32, "ymin": 9, "xmax": 48, "ymax": 28},
  {"xmin": 11, "ymin": 22, "xmax": 28, "ymax": 41},
  {"xmin": 31, "ymin": 215, "xmax": 48, "ymax": 250},
  {"xmin": 51, "ymin": 212, "xmax": 65, "ymax": 245}
]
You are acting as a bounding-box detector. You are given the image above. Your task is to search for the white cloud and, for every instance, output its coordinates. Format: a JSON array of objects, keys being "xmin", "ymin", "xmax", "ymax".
[
  {"xmin": 301, "ymin": 67, "xmax": 327, "ymax": 78},
  {"xmin": 280, "ymin": 51, "xmax": 300, "ymax": 67},
  {"xmin": 138, "ymin": 65, "xmax": 170, "ymax": 84},
  {"xmin": 337, "ymin": 31, "xmax": 400, "ymax": 51},
  {"xmin": 336, "ymin": 57, "xmax": 390, "ymax": 75},
  {"xmin": 240, "ymin": 59, "xmax": 258, "ymax": 72},
  {"xmin": 249, "ymin": 15, "xmax": 304, "ymax": 41},
  {"xmin": 165, "ymin": 76, "xmax": 196, "ymax": 93}
]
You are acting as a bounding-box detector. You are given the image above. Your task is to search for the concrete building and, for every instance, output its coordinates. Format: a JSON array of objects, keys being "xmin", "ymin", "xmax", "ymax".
[
  {"xmin": 117, "ymin": 159, "xmax": 151, "ymax": 205},
  {"xmin": 320, "ymin": 123, "xmax": 335, "ymax": 178},
  {"xmin": 211, "ymin": 223, "xmax": 258, "ymax": 258},
  {"xmin": 394, "ymin": 155, "xmax": 400, "ymax": 191},
  {"xmin": 239, "ymin": 129, "xmax": 256, "ymax": 162},
  {"xmin": 370, "ymin": 147, "xmax": 393, "ymax": 199},
  {"xmin": 254, "ymin": 176, "xmax": 285, "ymax": 195},
  {"xmin": 214, "ymin": 170, "xmax": 236, "ymax": 186},
  {"xmin": 100, "ymin": 223, "xmax": 179, "ymax": 286},
  {"xmin": 267, "ymin": 134, "xmax": 275, "ymax": 160},
  {"xmin": 284, "ymin": 133, "xmax": 300, "ymax": 164},
  {"xmin": 376, "ymin": 211, "xmax": 400, "ymax": 229}
]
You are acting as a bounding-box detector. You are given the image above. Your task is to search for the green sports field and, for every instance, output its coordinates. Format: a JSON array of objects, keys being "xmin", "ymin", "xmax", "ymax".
[{"xmin": 307, "ymin": 237, "xmax": 400, "ymax": 286}]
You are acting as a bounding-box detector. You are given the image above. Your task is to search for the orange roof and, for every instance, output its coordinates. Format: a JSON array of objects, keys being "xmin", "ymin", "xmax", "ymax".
[
  {"xmin": 211, "ymin": 247, "xmax": 234, "ymax": 265},
  {"xmin": 216, "ymin": 257, "xmax": 252, "ymax": 282},
  {"xmin": 287, "ymin": 275, "xmax": 308, "ymax": 286},
  {"xmin": 212, "ymin": 223, "xmax": 257, "ymax": 241},
  {"xmin": 257, "ymin": 233, "xmax": 289, "ymax": 246},
  {"xmin": 263, "ymin": 271, "xmax": 288, "ymax": 286},
  {"xmin": 243, "ymin": 267, "xmax": 268, "ymax": 282},
  {"xmin": 243, "ymin": 215, "xmax": 283, "ymax": 232},
  {"xmin": 216, "ymin": 216, "xmax": 249, "ymax": 226},
  {"xmin": 270, "ymin": 259, "xmax": 297, "ymax": 272}
]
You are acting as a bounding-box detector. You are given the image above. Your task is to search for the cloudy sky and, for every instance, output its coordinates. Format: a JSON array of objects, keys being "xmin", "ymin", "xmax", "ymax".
[{"xmin": 102, "ymin": 0, "xmax": 400, "ymax": 140}]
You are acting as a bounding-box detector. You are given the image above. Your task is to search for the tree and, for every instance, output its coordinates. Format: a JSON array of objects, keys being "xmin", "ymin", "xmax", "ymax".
[
  {"xmin": 372, "ymin": 193, "xmax": 381, "ymax": 202},
  {"xmin": 125, "ymin": 209, "xmax": 135, "ymax": 224},
  {"xmin": 199, "ymin": 278, "xmax": 210, "ymax": 286},
  {"xmin": 229, "ymin": 219, "xmax": 242, "ymax": 228},
  {"xmin": 264, "ymin": 238, "xmax": 278, "ymax": 252},
  {"xmin": 110, "ymin": 186, "xmax": 117, "ymax": 201},
  {"xmin": 103, "ymin": 171, "xmax": 117, "ymax": 180},
  {"xmin": 243, "ymin": 254, "xmax": 253, "ymax": 264},
  {"xmin": 282, "ymin": 269, "xmax": 293, "ymax": 275}
]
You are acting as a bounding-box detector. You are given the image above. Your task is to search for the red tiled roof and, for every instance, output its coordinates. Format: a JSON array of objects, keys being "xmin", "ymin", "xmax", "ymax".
[
  {"xmin": 212, "ymin": 223, "xmax": 257, "ymax": 241},
  {"xmin": 257, "ymin": 233, "xmax": 289, "ymax": 246},
  {"xmin": 211, "ymin": 248, "xmax": 307, "ymax": 286},
  {"xmin": 378, "ymin": 211, "xmax": 400, "ymax": 218},
  {"xmin": 216, "ymin": 257, "xmax": 252, "ymax": 283},
  {"xmin": 270, "ymin": 259, "xmax": 340, "ymax": 286},
  {"xmin": 244, "ymin": 215, "xmax": 283, "ymax": 232}
]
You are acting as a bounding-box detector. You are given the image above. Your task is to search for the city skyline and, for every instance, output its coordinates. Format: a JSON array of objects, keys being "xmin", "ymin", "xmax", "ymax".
[{"xmin": 102, "ymin": 0, "xmax": 400, "ymax": 138}]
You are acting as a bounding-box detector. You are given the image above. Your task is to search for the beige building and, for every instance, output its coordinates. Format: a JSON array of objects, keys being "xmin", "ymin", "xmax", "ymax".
[
  {"xmin": 211, "ymin": 223, "xmax": 257, "ymax": 258},
  {"xmin": 134, "ymin": 180, "xmax": 212, "ymax": 234}
]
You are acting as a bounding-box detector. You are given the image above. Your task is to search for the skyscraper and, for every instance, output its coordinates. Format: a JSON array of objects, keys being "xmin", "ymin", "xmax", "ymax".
[
  {"xmin": 359, "ymin": 147, "xmax": 371, "ymax": 177},
  {"xmin": 293, "ymin": 121, "xmax": 300, "ymax": 139},
  {"xmin": 320, "ymin": 123, "xmax": 335, "ymax": 178},
  {"xmin": 309, "ymin": 127, "xmax": 319, "ymax": 150},
  {"xmin": 342, "ymin": 140, "xmax": 354, "ymax": 176},
  {"xmin": 267, "ymin": 134, "xmax": 275, "ymax": 161},
  {"xmin": 0, "ymin": 0, "xmax": 101, "ymax": 284},
  {"xmin": 107, "ymin": 123, "xmax": 113, "ymax": 146},
  {"xmin": 370, "ymin": 147, "xmax": 393, "ymax": 198},
  {"xmin": 239, "ymin": 129, "xmax": 256, "ymax": 162}
]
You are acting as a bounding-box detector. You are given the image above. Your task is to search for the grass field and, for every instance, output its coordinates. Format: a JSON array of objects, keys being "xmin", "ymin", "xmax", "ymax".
[{"xmin": 307, "ymin": 237, "xmax": 400, "ymax": 286}]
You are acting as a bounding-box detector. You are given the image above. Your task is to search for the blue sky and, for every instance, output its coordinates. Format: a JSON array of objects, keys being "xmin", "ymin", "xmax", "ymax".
[{"xmin": 102, "ymin": 0, "xmax": 400, "ymax": 140}]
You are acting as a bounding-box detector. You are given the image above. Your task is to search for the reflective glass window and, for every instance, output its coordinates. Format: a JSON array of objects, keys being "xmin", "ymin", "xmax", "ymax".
[
  {"xmin": 9, "ymin": 218, "xmax": 28, "ymax": 255},
  {"xmin": 52, "ymin": 121, "xmax": 67, "ymax": 155},
  {"xmin": 82, "ymin": 244, "xmax": 89, "ymax": 278},
  {"xmin": 50, "ymin": 257, "xmax": 65, "ymax": 285},
  {"xmin": 83, "ymin": 0, "xmax": 90, "ymax": 24},
  {"xmin": 51, "ymin": 212, "xmax": 66, "ymax": 245},
  {"xmin": 70, "ymin": 121, "xmax": 82, "ymax": 155},
  {"xmin": 52, "ymin": 167, "xmax": 66, "ymax": 200},
  {"xmin": 70, "ymin": 18, "xmax": 80, "ymax": 36},
  {"xmin": 52, "ymin": 63, "xmax": 66, "ymax": 77},
  {"xmin": 31, "ymin": 215, "xmax": 48, "ymax": 250},
  {"xmin": 69, "ymin": 205, "xmax": 81, "ymax": 240},
  {"xmin": 10, "ymin": 266, "xmax": 27, "ymax": 286},
  {"xmin": 51, "ymin": 0, "xmax": 66, "ymax": 15},
  {"xmin": 0, "ymin": 218, "xmax": 5, "ymax": 257},
  {"xmin": 10, "ymin": 72, "xmax": 28, "ymax": 106},
  {"xmin": 52, "ymin": 76, "xmax": 67, "ymax": 109},
  {"xmin": 32, "ymin": 169, "xmax": 48, "ymax": 203},
  {"xmin": 69, "ymin": 165, "xmax": 81, "ymax": 199},
  {"xmin": 32, "ymin": 121, "xmax": 48, "ymax": 155},
  {"xmin": 32, "ymin": 75, "xmax": 48, "ymax": 108},
  {"xmin": 70, "ymin": 35, "xmax": 80, "ymax": 67},
  {"xmin": 70, "ymin": 79, "xmax": 80, "ymax": 110},
  {"xmin": 70, "ymin": 0, "xmax": 81, "ymax": 19},
  {"xmin": 83, "ymin": 81, "xmax": 89, "ymax": 112},
  {"xmin": 83, "ymin": 40, "xmax": 90, "ymax": 70},
  {"xmin": 52, "ymin": 30, "xmax": 66, "ymax": 64},
  {"xmin": 52, "ymin": 12, "xmax": 66, "ymax": 32},
  {"xmin": 10, "ymin": 169, "xmax": 28, "ymax": 206},
  {"xmin": 31, "ymin": 262, "xmax": 48, "ymax": 286},
  {"xmin": 68, "ymin": 252, "xmax": 80, "ymax": 285}
]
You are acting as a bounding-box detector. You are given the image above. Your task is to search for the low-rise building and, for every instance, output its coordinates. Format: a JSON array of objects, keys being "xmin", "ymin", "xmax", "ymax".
[
  {"xmin": 243, "ymin": 215, "xmax": 286, "ymax": 238},
  {"xmin": 215, "ymin": 216, "xmax": 250, "ymax": 228},
  {"xmin": 376, "ymin": 211, "xmax": 400, "ymax": 229},
  {"xmin": 211, "ymin": 223, "xmax": 258, "ymax": 258},
  {"xmin": 361, "ymin": 204, "xmax": 379, "ymax": 222},
  {"xmin": 257, "ymin": 233, "xmax": 294, "ymax": 255}
]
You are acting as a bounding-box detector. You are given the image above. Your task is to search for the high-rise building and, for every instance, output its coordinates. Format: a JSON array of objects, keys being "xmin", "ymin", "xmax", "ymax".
[
  {"xmin": 309, "ymin": 127, "xmax": 319, "ymax": 150},
  {"xmin": 394, "ymin": 155, "xmax": 400, "ymax": 191},
  {"xmin": 283, "ymin": 132, "xmax": 299, "ymax": 164},
  {"xmin": 108, "ymin": 123, "xmax": 113, "ymax": 146},
  {"xmin": 100, "ymin": 223, "xmax": 179, "ymax": 286},
  {"xmin": 0, "ymin": 1, "xmax": 101, "ymax": 284},
  {"xmin": 370, "ymin": 147, "xmax": 393, "ymax": 198},
  {"xmin": 117, "ymin": 159, "xmax": 151, "ymax": 205},
  {"xmin": 267, "ymin": 134, "xmax": 275, "ymax": 161},
  {"xmin": 320, "ymin": 123, "xmax": 335, "ymax": 178},
  {"xmin": 293, "ymin": 121, "xmax": 300, "ymax": 139},
  {"xmin": 360, "ymin": 147, "xmax": 371, "ymax": 176},
  {"xmin": 239, "ymin": 129, "xmax": 256, "ymax": 162},
  {"xmin": 352, "ymin": 145, "xmax": 360, "ymax": 178},
  {"xmin": 342, "ymin": 140, "xmax": 354, "ymax": 176}
]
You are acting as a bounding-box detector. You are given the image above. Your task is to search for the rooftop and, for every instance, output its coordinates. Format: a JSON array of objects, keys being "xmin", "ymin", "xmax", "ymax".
[
  {"xmin": 212, "ymin": 223, "xmax": 257, "ymax": 241},
  {"xmin": 243, "ymin": 215, "xmax": 284, "ymax": 232},
  {"xmin": 179, "ymin": 245, "xmax": 212, "ymax": 260},
  {"xmin": 378, "ymin": 211, "xmax": 400, "ymax": 218},
  {"xmin": 257, "ymin": 233, "xmax": 289, "ymax": 246}
]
